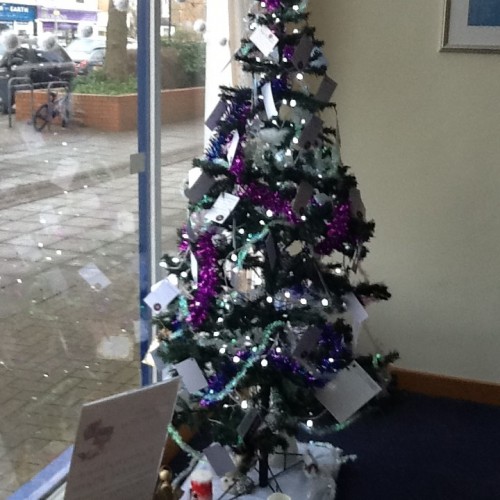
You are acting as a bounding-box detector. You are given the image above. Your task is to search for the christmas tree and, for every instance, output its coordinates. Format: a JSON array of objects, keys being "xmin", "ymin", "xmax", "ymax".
[{"xmin": 149, "ymin": 0, "xmax": 395, "ymax": 488}]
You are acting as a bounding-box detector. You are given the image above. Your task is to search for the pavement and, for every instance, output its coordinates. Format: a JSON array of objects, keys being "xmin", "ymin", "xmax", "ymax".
[{"xmin": 0, "ymin": 114, "xmax": 205, "ymax": 498}]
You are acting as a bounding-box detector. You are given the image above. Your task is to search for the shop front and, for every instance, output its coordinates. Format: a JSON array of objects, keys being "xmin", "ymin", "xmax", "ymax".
[
  {"xmin": 36, "ymin": 7, "xmax": 98, "ymax": 46},
  {"xmin": 0, "ymin": 2, "xmax": 37, "ymax": 36}
]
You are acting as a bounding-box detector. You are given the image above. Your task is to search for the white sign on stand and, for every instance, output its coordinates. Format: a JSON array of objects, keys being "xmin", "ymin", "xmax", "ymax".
[{"xmin": 65, "ymin": 378, "xmax": 180, "ymax": 500}]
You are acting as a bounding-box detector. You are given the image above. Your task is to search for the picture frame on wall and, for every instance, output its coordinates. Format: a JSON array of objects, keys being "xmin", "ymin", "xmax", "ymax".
[{"xmin": 442, "ymin": 0, "xmax": 500, "ymax": 52}]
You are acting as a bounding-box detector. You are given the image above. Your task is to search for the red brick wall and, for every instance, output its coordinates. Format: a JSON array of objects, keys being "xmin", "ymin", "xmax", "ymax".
[{"xmin": 15, "ymin": 87, "xmax": 205, "ymax": 132}]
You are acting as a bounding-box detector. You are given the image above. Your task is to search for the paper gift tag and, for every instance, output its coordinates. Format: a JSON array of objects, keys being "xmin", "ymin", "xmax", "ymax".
[
  {"xmin": 293, "ymin": 326, "xmax": 322, "ymax": 361},
  {"xmin": 173, "ymin": 357, "xmax": 208, "ymax": 393},
  {"xmin": 349, "ymin": 187, "xmax": 366, "ymax": 219},
  {"xmin": 315, "ymin": 75, "xmax": 338, "ymax": 103},
  {"xmin": 185, "ymin": 172, "xmax": 216, "ymax": 204},
  {"xmin": 142, "ymin": 338, "xmax": 169, "ymax": 372},
  {"xmin": 344, "ymin": 292, "xmax": 368, "ymax": 345},
  {"xmin": 144, "ymin": 279, "xmax": 180, "ymax": 313},
  {"xmin": 226, "ymin": 130, "xmax": 240, "ymax": 166},
  {"xmin": 190, "ymin": 253, "xmax": 199, "ymax": 284},
  {"xmin": 203, "ymin": 443, "xmax": 237, "ymax": 477},
  {"xmin": 298, "ymin": 115, "xmax": 324, "ymax": 149},
  {"xmin": 292, "ymin": 181, "xmax": 314, "ymax": 214},
  {"xmin": 79, "ymin": 263, "xmax": 111, "ymax": 290},
  {"xmin": 250, "ymin": 25, "xmax": 279, "ymax": 57},
  {"xmin": 262, "ymin": 82, "xmax": 278, "ymax": 119},
  {"xmin": 206, "ymin": 193, "xmax": 240, "ymax": 224},
  {"xmin": 315, "ymin": 361, "xmax": 382, "ymax": 423},
  {"xmin": 286, "ymin": 240, "xmax": 303, "ymax": 256},
  {"xmin": 237, "ymin": 408, "xmax": 262, "ymax": 439},
  {"xmin": 265, "ymin": 233, "xmax": 277, "ymax": 269},
  {"xmin": 292, "ymin": 35, "xmax": 314, "ymax": 70},
  {"xmin": 205, "ymin": 100, "xmax": 228, "ymax": 130}
]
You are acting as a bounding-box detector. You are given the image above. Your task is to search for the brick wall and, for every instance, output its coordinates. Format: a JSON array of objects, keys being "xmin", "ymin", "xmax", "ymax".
[{"xmin": 15, "ymin": 87, "xmax": 205, "ymax": 132}]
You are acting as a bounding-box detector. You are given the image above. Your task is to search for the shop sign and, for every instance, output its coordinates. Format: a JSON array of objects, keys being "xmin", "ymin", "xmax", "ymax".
[{"xmin": 0, "ymin": 3, "xmax": 36, "ymax": 22}]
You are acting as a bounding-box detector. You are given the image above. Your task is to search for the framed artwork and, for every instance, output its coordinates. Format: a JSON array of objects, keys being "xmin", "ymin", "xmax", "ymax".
[{"xmin": 442, "ymin": 0, "xmax": 500, "ymax": 52}]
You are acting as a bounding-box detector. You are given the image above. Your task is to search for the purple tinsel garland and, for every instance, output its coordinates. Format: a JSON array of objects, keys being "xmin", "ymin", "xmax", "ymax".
[
  {"xmin": 263, "ymin": 0, "xmax": 281, "ymax": 12},
  {"xmin": 314, "ymin": 202, "xmax": 351, "ymax": 255},
  {"xmin": 187, "ymin": 231, "xmax": 219, "ymax": 327},
  {"xmin": 230, "ymin": 155, "xmax": 299, "ymax": 223}
]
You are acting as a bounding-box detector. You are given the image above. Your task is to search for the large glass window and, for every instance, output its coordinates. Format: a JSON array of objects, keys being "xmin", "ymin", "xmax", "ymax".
[{"xmin": 0, "ymin": 0, "xmax": 206, "ymax": 496}]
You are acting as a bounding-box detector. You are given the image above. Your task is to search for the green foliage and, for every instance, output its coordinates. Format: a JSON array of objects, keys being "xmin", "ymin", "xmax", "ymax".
[
  {"xmin": 73, "ymin": 72, "xmax": 137, "ymax": 95},
  {"xmin": 161, "ymin": 30, "xmax": 206, "ymax": 87}
]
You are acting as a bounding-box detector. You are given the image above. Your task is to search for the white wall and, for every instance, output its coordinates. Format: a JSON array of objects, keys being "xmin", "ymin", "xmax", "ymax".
[{"xmin": 311, "ymin": 0, "xmax": 500, "ymax": 383}]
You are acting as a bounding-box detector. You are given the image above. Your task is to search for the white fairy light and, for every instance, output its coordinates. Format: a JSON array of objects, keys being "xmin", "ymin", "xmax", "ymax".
[
  {"xmin": 282, "ymin": 99, "xmax": 288, "ymax": 105},
  {"xmin": 217, "ymin": 317, "xmax": 224, "ymax": 323},
  {"xmin": 180, "ymin": 271, "xmax": 188, "ymax": 278},
  {"xmin": 241, "ymin": 400, "xmax": 249, "ymax": 409},
  {"xmin": 159, "ymin": 261, "xmax": 168, "ymax": 268},
  {"xmin": 290, "ymin": 99, "xmax": 297, "ymax": 107},
  {"xmin": 213, "ymin": 331, "xmax": 220, "ymax": 337},
  {"xmin": 266, "ymin": 209, "xmax": 274, "ymax": 217},
  {"xmin": 238, "ymin": 228, "xmax": 245, "ymax": 234},
  {"xmin": 306, "ymin": 419, "xmax": 314, "ymax": 428},
  {"xmin": 233, "ymin": 355, "xmax": 241, "ymax": 363},
  {"xmin": 172, "ymin": 257, "xmax": 180, "ymax": 264},
  {"xmin": 219, "ymin": 346, "xmax": 226, "ymax": 354},
  {"xmin": 293, "ymin": 4, "xmax": 300, "ymax": 10},
  {"xmin": 292, "ymin": 137, "xmax": 299, "ymax": 144},
  {"xmin": 266, "ymin": 296, "xmax": 273, "ymax": 304},
  {"xmin": 322, "ymin": 298, "xmax": 329, "ymax": 307},
  {"xmin": 276, "ymin": 347, "xmax": 282, "ymax": 353},
  {"xmin": 261, "ymin": 359, "xmax": 269, "ymax": 367},
  {"xmin": 231, "ymin": 254, "xmax": 238, "ymax": 262},
  {"xmin": 301, "ymin": 215, "xmax": 307, "ymax": 221},
  {"xmin": 297, "ymin": 73, "xmax": 304, "ymax": 80},
  {"xmin": 259, "ymin": 220, "xmax": 266, "ymax": 226},
  {"xmin": 284, "ymin": 291, "xmax": 291, "ymax": 298},
  {"xmin": 300, "ymin": 298, "xmax": 307, "ymax": 305}
]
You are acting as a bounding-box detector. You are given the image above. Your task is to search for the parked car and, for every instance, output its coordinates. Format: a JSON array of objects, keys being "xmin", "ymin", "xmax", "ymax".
[
  {"xmin": 66, "ymin": 37, "xmax": 105, "ymax": 75},
  {"xmin": 66, "ymin": 37, "xmax": 137, "ymax": 76},
  {"xmin": 0, "ymin": 40, "xmax": 75, "ymax": 113}
]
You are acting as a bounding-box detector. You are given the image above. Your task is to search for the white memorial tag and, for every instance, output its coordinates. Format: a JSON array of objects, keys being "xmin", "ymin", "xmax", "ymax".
[
  {"xmin": 250, "ymin": 25, "xmax": 279, "ymax": 57},
  {"xmin": 190, "ymin": 253, "xmax": 199, "ymax": 284},
  {"xmin": 144, "ymin": 279, "xmax": 180, "ymax": 314},
  {"xmin": 173, "ymin": 357, "xmax": 208, "ymax": 393},
  {"xmin": 316, "ymin": 361, "xmax": 381, "ymax": 423},
  {"xmin": 262, "ymin": 82, "xmax": 278, "ymax": 119},
  {"xmin": 206, "ymin": 193, "xmax": 240, "ymax": 224},
  {"xmin": 344, "ymin": 292, "xmax": 368, "ymax": 345},
  {"xmin": 203, "ymin": 443, "xmax": 237, "ymax": 477},
  {"xmin": 226, "ymin": 130, "xmax": 240, "ymax": 166}
]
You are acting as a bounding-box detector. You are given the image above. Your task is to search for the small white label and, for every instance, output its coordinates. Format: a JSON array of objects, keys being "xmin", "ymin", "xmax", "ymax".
[
  {"xmin": 250, "ymin": 25, "xmax": 279, "ymax": 57},
  {"xmin": 226, "ymin": 130, "xmax": 240, "ymax": 166},
  {"xmin": 144, "ymin": 279, "xmax": 180, "ymax": 314},
  {"xmin": 316, "ymin": 361, "xmax": 381, "ymax": 423},
  {"xmin": 206, "ymin": 193, "xmax": 240, "ymax": 224},
  {"xmin": 174, "ymin": 357, "xmax": 208, "ymax": 393},
  {"xmin": 262, "ymin": 82, "xmax": 278, "ymax": 119}
]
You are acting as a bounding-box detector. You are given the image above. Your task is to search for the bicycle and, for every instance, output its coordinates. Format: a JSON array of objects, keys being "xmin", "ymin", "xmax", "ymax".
[{"xmin": 33, "ymin": 87, "xmax": 72, "ymax": 131}]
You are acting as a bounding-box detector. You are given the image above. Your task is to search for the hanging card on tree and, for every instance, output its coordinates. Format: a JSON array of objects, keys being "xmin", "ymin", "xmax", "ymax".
[
  {"xmin": 292, "ymin": 35, "xmax": 314, "ymax": 70},
  {"xmin": 190, "ymin": 253, "xmax": 199, "ymax": 284},
  {"xmin": 173, "ymin": 358, "xmax": 208, "ymax": 393},
  {"xmin": 203, "ymin": 443, "xmax": 237, "ymax": 477},
  {"xmin": 344, "ymin": 292, "xmax": 368, "ymax": 345},
  {"xmin": 206, "ymin": 193, "xmax": 240, "ymax": 224},
  {"xmin": 315, "ymin": 361, "xmax": 381, "ymax": 423},
  {"xmin": 237, "ymin": 408, "xmax": 262, "ymax": 440},
  {"xmin": 205, "ymin": 100, "xmax": 228, "ymax": 130},
  {"xmin": 265, "ymin": 233, "xmax": 277, "ymax": 269},
  {"xmin": 349, "ymin": 187, "xmax": 366, "ymax": 219},
  {"xmin": 250, "ymin": 25, "xmax": 279, "ymax": 57},
  {"xmin": 144, "ymin": 279, "xmax": 180, "ymax": 313},
  {"xmin": 226, "ymin": 130, "xmax": 240, "ymax": 166},
  {"xmin": 315, "ymin": 75, "xmax": 338, "ymax": 103},
  {"xmin": 185, "ymin": 171, "xmax": 216, "ymax": 203},
  {"xmin": 262, "ymin": 82, "xmax": 278, "ymax": 119},
  {"xmin": 298, "ymin": 115, "xmax": 324, "ymax": 149},
  {"xmin": 292, "ymin": 181, "xmax": 314, "ymax": 214}
]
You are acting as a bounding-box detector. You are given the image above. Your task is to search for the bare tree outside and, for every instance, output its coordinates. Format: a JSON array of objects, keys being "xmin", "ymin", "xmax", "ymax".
[{"xmin": 104, "ymin": 1, "xmax": 129, "ymax": 81}]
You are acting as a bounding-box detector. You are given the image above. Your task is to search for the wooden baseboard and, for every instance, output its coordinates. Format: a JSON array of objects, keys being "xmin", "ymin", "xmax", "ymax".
[{"xmin": 391, "ymin": 367, "xmax": 500, "ymax": 406}]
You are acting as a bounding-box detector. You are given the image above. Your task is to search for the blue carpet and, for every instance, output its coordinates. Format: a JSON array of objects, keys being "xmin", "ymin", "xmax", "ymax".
[{"xmin": 328, "ymin": 392, "xmax": 500, "ymax": 500}]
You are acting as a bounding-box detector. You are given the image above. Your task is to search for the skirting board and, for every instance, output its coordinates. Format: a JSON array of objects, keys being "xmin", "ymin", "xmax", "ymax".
[{"xmin": 391, "ymin": 367, "xmax": 500, "ymax": 406}]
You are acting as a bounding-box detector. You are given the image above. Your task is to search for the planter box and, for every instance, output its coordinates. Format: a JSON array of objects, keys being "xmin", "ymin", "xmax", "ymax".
[{"xmin": 15, "ymin": 87, "xmax": 205, "ymax": 131}]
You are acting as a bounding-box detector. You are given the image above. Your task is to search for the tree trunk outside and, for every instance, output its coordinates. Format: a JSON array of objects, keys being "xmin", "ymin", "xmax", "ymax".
[{"xmin": 104, "ymin": 1, "xmax": 129, "ymax": 81}]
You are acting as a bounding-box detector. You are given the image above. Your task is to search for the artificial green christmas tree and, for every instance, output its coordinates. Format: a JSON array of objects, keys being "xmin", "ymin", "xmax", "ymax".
[{"xmin": 149, "ymin": 0, "xmax": 395, "ymax": 489}]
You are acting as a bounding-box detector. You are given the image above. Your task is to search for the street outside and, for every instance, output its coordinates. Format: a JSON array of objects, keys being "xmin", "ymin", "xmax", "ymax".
[{"xmin": 0, "ymin": 113, "xmax": 204, "ymax": 498}]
